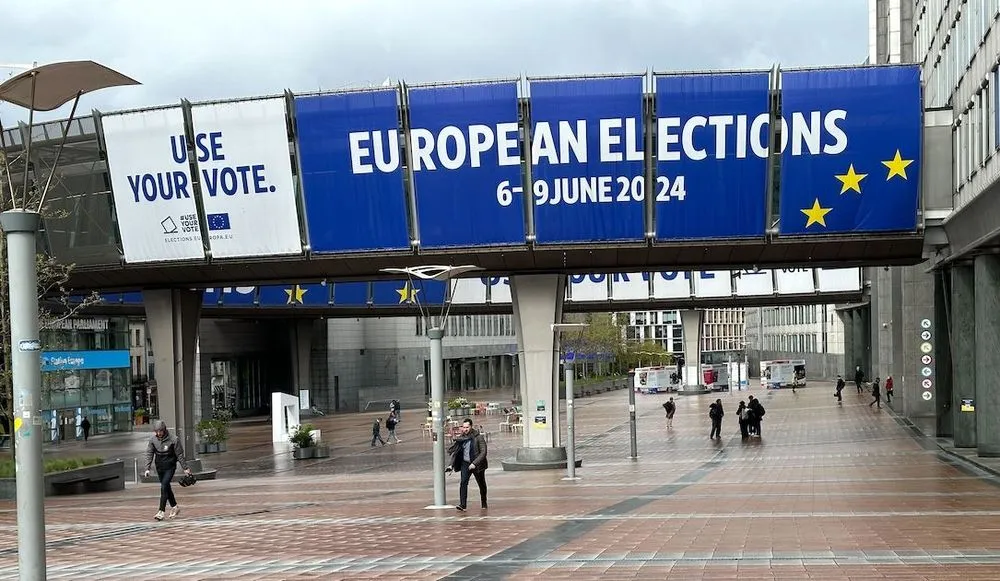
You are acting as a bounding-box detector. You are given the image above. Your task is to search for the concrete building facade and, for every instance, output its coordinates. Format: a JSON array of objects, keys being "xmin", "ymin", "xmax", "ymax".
[{"xmin": 745, "ymin": 305, "xmax": 846, "ymax": 380}]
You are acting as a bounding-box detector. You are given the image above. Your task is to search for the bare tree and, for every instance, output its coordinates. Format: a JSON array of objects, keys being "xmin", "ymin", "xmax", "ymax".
[{"xmin": 0, "ymin": 144, "xmax": 101, "ymax": 455}]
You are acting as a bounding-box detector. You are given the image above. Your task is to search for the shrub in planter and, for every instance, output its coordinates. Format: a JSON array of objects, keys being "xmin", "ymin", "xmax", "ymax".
[
  {"xmin": 290, "ymin": 423, "xmax": 317, "ymax": 459},
  {"xmin": 196, "ymin": 418, "xmax": 230, "ymax": 453}
]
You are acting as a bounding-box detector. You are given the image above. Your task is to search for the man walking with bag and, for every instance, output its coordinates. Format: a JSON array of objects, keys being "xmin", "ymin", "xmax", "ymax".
[
  {"xmin": 142, "ymin": 420, "xmax": 192, "ymax": 521},
  {"xmin": 446, "ymin": 418, "xmax": 489, "ymax": 512}
]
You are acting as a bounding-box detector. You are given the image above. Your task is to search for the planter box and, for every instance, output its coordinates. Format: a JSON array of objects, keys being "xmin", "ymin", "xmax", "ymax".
[
  {"xmin": 293, "ymin": 447, "xmax": 315, "ymax": 460},
  {"xmin": 197, "ymin": 442, "xmax": 228, "ymax": 454},
  {"xmin": 0, "ymin": 460, "xmax": 125, "ymax": 500},
  {"xmin": 313, "ymin": 444, "xmax": 330, "ymax": 459}
]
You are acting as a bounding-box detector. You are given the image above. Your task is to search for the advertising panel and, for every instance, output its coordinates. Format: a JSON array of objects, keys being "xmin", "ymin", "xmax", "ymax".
[
  {"xmin": 102, "ymin": 108, "xmax": 205, "ymax": 263},
  {"xmin": 692, "ymin": 270, "xmax": 731, "ymax": 298},
  {"xmin": 451, "ymin": 278, "xmax": 488, "ymax": 305},
  {"xmin": 652, "ymin": 271, "xmax": 694, "ymax": 300},
  {"xmin": 189, "ymin": 98, "xmax": 302, "ymax": 258},
  {"xmin": 775, "ymin": 268, "xmax": 814, "ymax": 294},
  {"xmin": 611, "ymin": 273, "xmax": 649, "ymax": 301},
  {"xmin": 408, "ymin": 82, "xmax": 525, "ymax": 247},
  {"xmin": 817, "ymin": 267, "xmax": 862, "ymax": 292},
  {"xmin": 296, "ymin": 90, "xmax": 410, "ymax": 252},
  {"xmin": 778, "ymin": 65, "xmax": 922, "ymax": 234},
  {"xmin": 734, "ymin": 269, "xmax": 774, "ymax": 296},
  {"xmin": 568, "ymin": 274, "xmax": 609, "ymax": 301},
  {"xmin": 529, "ymin": 76, "xmax": 646, "ymax": 243},
  {"xmin": 654, "ymin": 71, "xmax": 770, "ymax": 239}
]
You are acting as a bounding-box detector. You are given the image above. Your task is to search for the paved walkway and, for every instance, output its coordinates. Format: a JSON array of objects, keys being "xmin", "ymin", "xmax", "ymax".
[{"xmin": 2, "ymin": 384, "xmax": 1000, "ymax": 579}]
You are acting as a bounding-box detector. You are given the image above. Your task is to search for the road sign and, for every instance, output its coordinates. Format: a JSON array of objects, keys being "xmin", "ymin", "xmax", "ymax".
[
  {"xmin": 921, "ymin": 378, "xmax": 933, "ymax": 389},
  {"xmin": 921, "ymin": 367, "xmax": 933, "ymax": 377},
  {"xmin": 920, "ymin": 330, "xmax": 931, "ymax": 341},
  {"xmin": 921, "ymin": 354, "xmax": 932, "ymax": 365},
  {"xmin": 921, "ymin": 318, "xmax": 931, "ymax": 329},
  {"xmin": 920, "ymin": 342, "xmax": 933, "ymax": 354},
  {"xmin": 922, "ymin": 391, "xmax": 933, "ymax": 401}
]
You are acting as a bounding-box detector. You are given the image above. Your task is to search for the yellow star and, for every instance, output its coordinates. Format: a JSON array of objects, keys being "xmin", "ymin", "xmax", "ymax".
[
  {"xmin": 396, "ymin": 282, "xmax": 420, "ymax": 304},
  {"xmin": 882, "ymin": 149, "xmax": 913, "ymax": 180},
  {"xmin": 800, "ymin": 198, "xmax": 832, "ymax": 228},
  {"xmin": 834, "ymin": 164, "xmax": 868, "ymax": 194},
  {"xmin": 284, "ymin": 285, "xmax": 307, "ymax": 305}
]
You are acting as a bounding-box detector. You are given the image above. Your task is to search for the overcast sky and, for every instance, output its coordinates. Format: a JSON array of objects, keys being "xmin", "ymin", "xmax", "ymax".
[{"xmin": 2, "ymin": 0, "xmax": 868, "ymax": 122}]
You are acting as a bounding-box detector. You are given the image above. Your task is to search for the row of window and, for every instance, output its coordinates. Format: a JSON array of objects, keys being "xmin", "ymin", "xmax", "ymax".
[
  {"xmin": 760, "ymin": 305, "xmax": 821, "ymax": 327},
  {"xmin": 918, "ymin": 0, "xmax": 1000, "ymax": 108},
  {"xmin": 761, "ymin": 333, "xmax": 818, "ymax": 354},
  {"xmin": 955, "ymin": 66, "xmax": 1000, "ymax": 194},
  {"xmin": 415, "ymin": 314, "xmax": 515, "ymax": 337}
]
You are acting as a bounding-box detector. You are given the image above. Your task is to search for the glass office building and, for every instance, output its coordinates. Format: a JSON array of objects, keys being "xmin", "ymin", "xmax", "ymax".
[{"xmin": 38, "ymin": 316, "xmax": 133, "ymax": 441}]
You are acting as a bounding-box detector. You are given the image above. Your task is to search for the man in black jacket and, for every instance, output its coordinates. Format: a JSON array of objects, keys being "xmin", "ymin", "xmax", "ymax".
[
  {"xmin": 447, "ymin": 418, "xmax": 488, "ymax": 511},
  {"xmin": 142, "ymin": 420, "xmax": 192, "ymax": 521}
]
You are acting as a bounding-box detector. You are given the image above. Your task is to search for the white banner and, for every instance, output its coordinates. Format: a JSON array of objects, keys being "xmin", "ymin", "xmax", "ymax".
[
  {"xmin": 611, "ymin": 273, "xmax": 648, "ymax": 300},
  {"xmin": 693, "ymin": 270, "xmax": 731, "ymax": 298},
  {"xmin": 190, "ymin": 99, "xmax": 301, "ymax": 258},
  {"xmin": 451, "ymin": 278, "xmax": 487, "ymax": 304},
  {"xmin": 488, "ymin": 278, "xmax": 512, "ymax": 304},
  {"xmin": 817, "ymin": 268, "xmax": 862, "ymax": 292},
  {"xmin": 775, "ymin": 268, "xmax": 814, "ymax": 294},
  {"xmin": 568, "ymin": 274, "xmax": 608, "ymax": 302},
  {"xmin": 734, "ymin": 269, "xmax": 774, "ymax": 296},
  {"xmin": 652, "ymin": 271, "xmax": 692, "ymax": 300},
  {"xmin": 102, "ymin": 108, "xmax": 205, "ymax": 263}
]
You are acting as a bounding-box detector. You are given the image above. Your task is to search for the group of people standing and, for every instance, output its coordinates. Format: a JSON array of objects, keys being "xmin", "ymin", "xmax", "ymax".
[{"xmin": 664, "ymin": 394, "xmax": 767, "ymax": 440}]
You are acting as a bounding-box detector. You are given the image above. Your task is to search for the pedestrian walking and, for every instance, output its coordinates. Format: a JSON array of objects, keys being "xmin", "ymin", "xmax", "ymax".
[
  {"xmin": 446, "ymin": 418, "xmax": 489, "ymax": 512},
  {"xmin": 708, "ymin": 399, "xmax": 724, "ymax": 439},
  {"xmin": 371, "ymin": 417, "xmax": 387, "ymax": 447},
  {"xmin": 662, "ymin": 397, "xmax": 676, "ymax": 429},
  {"xmin": 869, "ymin": 377, "xmax": 882, "ymax": 409},
  {"xmin": 386, "ymin": 410, "xmax": 401, "ymax": 444},
  {"xmin": 81, "ymin": 417, "xmax": 91, "ymax": 441},
  {"xmin": 835, "ymin": 375, "xmax": 845, "ymax": 405},
  {"xmin": 885, "ymin": 376, "xmax": 894, "ymax": 404},
  {"xmin": 142, "ymin": 420, "xmax": 192, "ymax": 521}
]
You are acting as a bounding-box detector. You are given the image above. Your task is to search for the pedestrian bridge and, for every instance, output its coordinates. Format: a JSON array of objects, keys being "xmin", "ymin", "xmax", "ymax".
[
  {"xmin": 83, "ymin": 266, "xmax": 863, "ymax": 317},
  {"xmin": 3, "ymin": 63, "xmax": 929, "ymax": 291}
]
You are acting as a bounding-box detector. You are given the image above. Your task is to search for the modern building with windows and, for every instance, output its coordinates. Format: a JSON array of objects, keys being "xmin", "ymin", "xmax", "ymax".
[
  {"xmin": 621, "ymin": 308, "xmax": 747, "ymax": 364},
  {"xmin": 37, "ymin": 316, "xmax": 133, "ymax": 441},
  {"xmin": 744, "ymin": 305, "xmax": 846, "ymax": 379}
]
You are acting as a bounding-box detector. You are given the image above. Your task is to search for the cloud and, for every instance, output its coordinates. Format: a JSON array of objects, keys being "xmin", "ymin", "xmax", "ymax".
[{"xmin": 1, "ymin": 0, "xmax": 868, "ymax": 121}]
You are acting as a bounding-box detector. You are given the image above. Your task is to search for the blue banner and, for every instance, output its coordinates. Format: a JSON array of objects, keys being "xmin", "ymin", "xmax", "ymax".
[
  {"xmin": 41, "ymin": 350, "xmax": 130, "ymax": 372},
  {"xmin": 296, "ymin": 90, "xmax": 411, "ymax": 252},
  {"xmin": 778, "ymin": 66, "xmax": 922, "ymax": 234},
  {"xmin": 259, "ymin": 283, "xmax": 329, "ymax": 306},
  {"xmin": 372, "ymin": 280, "xmax": 447, "ymax": 306},
  {"xmin": 332, "ymin": 282, "xmax": 369, "ymax": 306},
  {"xmin": 409, "ymin": 82, "xmax": 525, "ymax": 247},
  {"xmin": 529, "ymin": 76, "xmax": 646, "ymax": 243},
  {"xmin": 216, "ymin": 287, "xmax": 257, "ymax": 306},
  {"xmin": 655, "ymin": 72, "xmax": 769, "ymax": 239}
]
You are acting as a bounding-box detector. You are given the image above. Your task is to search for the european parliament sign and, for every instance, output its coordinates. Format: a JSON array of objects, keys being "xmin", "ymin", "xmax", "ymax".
[
  {"xmin": 101, "ymin": 65, "xmax": 921, "ymax": 263},
  {"xmin": 40, "ymin": 350, "xmax": 131, "ymax": 372}
]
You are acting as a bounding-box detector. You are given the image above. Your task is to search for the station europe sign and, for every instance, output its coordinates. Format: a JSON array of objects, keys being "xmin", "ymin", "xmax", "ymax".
[
  {"xmin": 97, "ymin": 66, "xmax": 921, "ymax": 264},
  {"xmin": 93, "ymin": 267, "xmax": 860, "ymax": 308}
]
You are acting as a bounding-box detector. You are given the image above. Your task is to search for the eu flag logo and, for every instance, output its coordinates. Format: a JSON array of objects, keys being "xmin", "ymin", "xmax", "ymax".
[
  {"xmin": 207, "ymin": 213, "xmax": 231, "ymax": 231},
  {"xmin": 777, "ymin": 65, "xmax": 921, "ymax": 235}
]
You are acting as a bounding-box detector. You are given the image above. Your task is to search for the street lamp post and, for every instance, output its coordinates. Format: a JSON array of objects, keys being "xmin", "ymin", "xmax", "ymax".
[
  {"xmin": 551, "ymin": 323, "xmax": 588, "ymax": 481},
  {"xmin": 380, "ymin": 265, "xmax": 481, "ymax": 509},
  {"xmin": 0, "ymin": 61, "xmax": 138, "ymax": 581}
]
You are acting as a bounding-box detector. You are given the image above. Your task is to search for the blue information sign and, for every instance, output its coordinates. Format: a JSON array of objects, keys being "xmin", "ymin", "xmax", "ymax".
[
  {"xmin": 778, "ymin": 65, "xmax": 922, "ymax": 234},
  {"xmin": 529, "ymin": 76, "xmax": 646, "ymax": 244},
  {"xmin": 655, "ymin": 72, "xmax": 770, "ymax": 239},
  {"xmin": 41, "ymin": 350, "xmax": 130, "ymax": 372},
  {"xmin": 409, "ymin": 82, "xmax": 525, "ymax": 247},
  {"xmin": 296, "ymin": 90, "xmax": 411, "ymax": 252}
]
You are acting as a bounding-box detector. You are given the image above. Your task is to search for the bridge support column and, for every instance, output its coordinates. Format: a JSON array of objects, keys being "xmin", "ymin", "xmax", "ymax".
[
  {"xmin": 679, "ymin": 310, "xmax": 708, "ymax": 394},
  {"xmin": 852, "ymin": 307, "xmax": 869, "ymax": 378},
  {"xmin": 144, "ymin": 289, "xmax": 203, "ymax": 471},
  {"xmin": 974, "ymin": 255, "xmax": 1000, "ymax": 457},
  {"xmin": 290, "ymin": 319, "xmax": 314, "ymax": 409},
  {"xmin": 501, "ymin": 274, "xmax": 579, "ymax": 471},
  {"xmin": 951, "ymin": 265, "xmax": 976, "ymax": 448},
  {"xmin": 841, "ymin": 310, "xmax": 856, "ymax": 378}
]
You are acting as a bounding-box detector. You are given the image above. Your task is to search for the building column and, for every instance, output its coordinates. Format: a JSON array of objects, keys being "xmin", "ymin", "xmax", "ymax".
[
  {"xmin": 852, "ymin": 307, "xmax": 867, "ymax": 377},
  {"xmin": 290, "ymin": 319, "xmax": 314, "ymax": 408},
  {"xmin": 841, "ymin": 309, "xmax": 856, "ymax": 378},
  {"xmin": 502, "ymin": 274, "xmax": 573, "ymax": 471},
  {"xmin": 679, "ymin": 309, "xmax": 707, "ymax": 393},
  {"xmin": 951, "ymin": 265, "xmax": 975, "ymax": 446},
  {"xmin": 934, "ymin": 269, "xmax": 954, "ymax": 437},
  {"xmin": 974, "ymin": 255, "xmax": 1000, "ymax": 457},
  {"xmin": 143, "ymin": 288, "xmax": 202, "ymax": 469}
]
